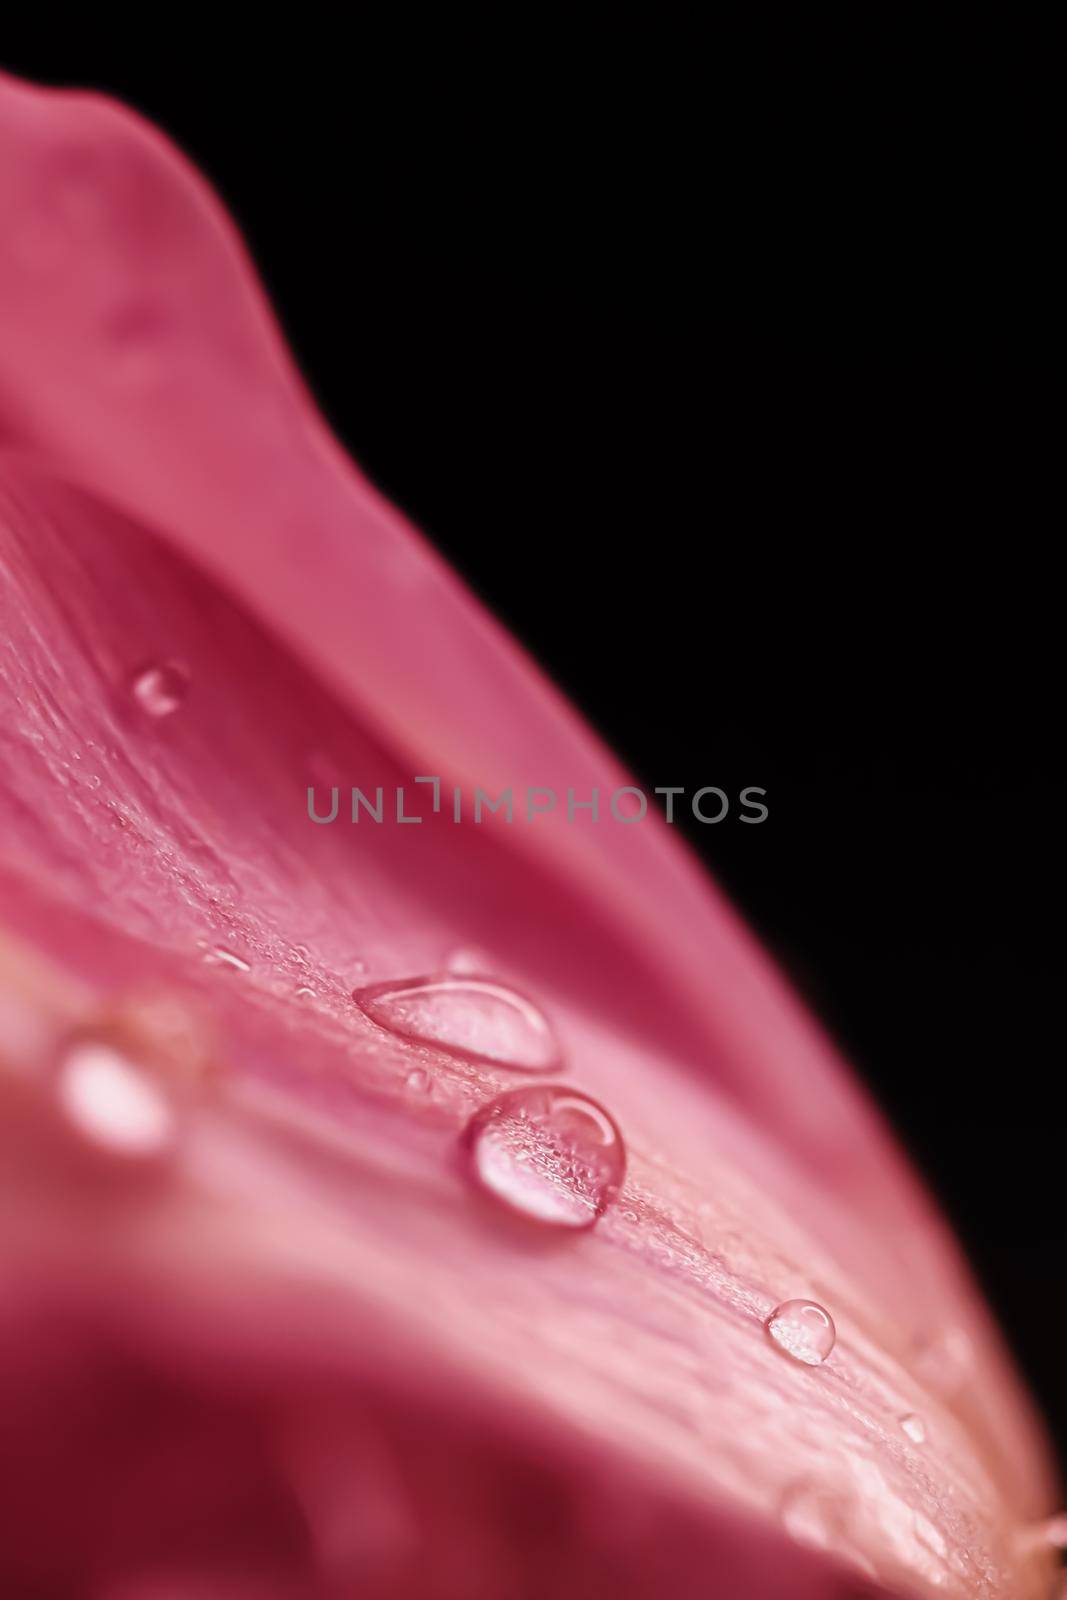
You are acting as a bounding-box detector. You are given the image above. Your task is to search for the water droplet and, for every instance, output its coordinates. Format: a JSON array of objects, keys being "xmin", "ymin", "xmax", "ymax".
[
  {"xmin": 203, "ymin": 946, "xmax": 251, "ymax": 973},
  {"xmin": 900, "ymin": 1412, "xmax": 926, "ymax": 1443},
  {"xmin": 56, "ymin": 1040, "xmax": 175, "ymax": 1157},
  {"xmin": 405, "ymin": 1067, "xmax": 430, "ymax": 1093},
  {"xmin": 295, "ymin": 985, "xmax": 316, "ymax": 999},
  {"xmin": 764, "ymin": 1299, "xmax": 836, "ymax": 1365},
  {"xmin": 130, "ymin": 660, "xmax": 189, "ymax": 717},
  {"xmin": 462, "ymin": 1084, "xmax": 625, "ymax": 1228},
  {"xmin": 353, "ymin": 975, "xmax": 561, "ymax": 1072}
]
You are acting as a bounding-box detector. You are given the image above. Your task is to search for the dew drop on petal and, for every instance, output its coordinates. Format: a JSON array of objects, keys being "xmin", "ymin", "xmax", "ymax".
[
  {"xmin": 462, "ymin": 1084, "xmax": 625, "ymax": 1228},
  {"xmin": 130, "ymin": 660, "xmax": 189, "ymax": 717},
  {"xmin": 56, "ymin": 1040, "xmax": 176, "ymax": 1157},
  {"xmin": 405, "ymin": 1067, "xmax": 430, "ymax": 1093},
  {"xmin": 764, "ymin": 1299, "xmax": 836, "ymax": 1365},
  {"xmin": 353, "ymin": 975, "xmax": 561, "ymax": 1072},
  {"xmin": 900, "ymin": 1412, "xmax": 926, "ymax": 1443},
  {"xmin": 203, "ymin": 946, "xmax": 251, "ymax": 973},
  {"xmin": 295, "ymin": 985, "xmax": 316, "ymax": 999}
]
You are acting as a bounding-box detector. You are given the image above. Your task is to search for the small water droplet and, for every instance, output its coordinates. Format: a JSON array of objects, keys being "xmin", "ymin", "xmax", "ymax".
[
  {"xmin": 203, "ymin": 946, "xmax": 251, "ymax": 973},
  {"xmin": 295, "ymin": 985, "xmax": 316, "ymax": 999},
  {"xmin": 56, "ymin": 1040, "xmax": 176, "ymax": 1157},
  {"xmin": 900, "ymin": 1412, "xmax": 926, "ymax": 1443},
  {"xmin": 353, "ymin": 975, "xmax": 561, "ymax": 1072},
  {"xmin": 764, "ymin": 1299, "xmax": 836, "ymax": 1365},
  {"xmin": 462, "ymin": 1084, "xmax": 625, "ymax": 1228},
  {"xmin": 130, "ymin": 660, "xmax": 189, "ymax": 717},
  {"xmin": 405, "ymin": 1067, "xmax": 430, "ymax": 1092}
]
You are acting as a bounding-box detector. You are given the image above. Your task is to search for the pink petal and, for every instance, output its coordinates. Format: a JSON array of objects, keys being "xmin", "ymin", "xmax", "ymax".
[{"xmin": 0, "ymin": 70, "xmax": 1057, "ymax": 1596}]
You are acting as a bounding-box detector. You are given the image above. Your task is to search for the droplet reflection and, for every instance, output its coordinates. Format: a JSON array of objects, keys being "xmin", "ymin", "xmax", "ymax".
[
  {"xmin": 765, "ymin": 1299, "xmax": 836, "ymax": 1366},
  {"xmin": 130, "ymin": 660, "xmax": 189, "ymax": 717},
  {"xmin": 462, "ymin": 1084, "xmax": 625, "ymax": 1228},
  {"xmin": 354, "ymin": 975, "xmax": 561, "ymax": 1072}
]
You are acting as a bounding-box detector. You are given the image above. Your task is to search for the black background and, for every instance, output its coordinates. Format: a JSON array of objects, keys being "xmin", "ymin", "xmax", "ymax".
[{"xmin": 4, "ymin": 32, "xmax": 1063, "ymax": 1460}]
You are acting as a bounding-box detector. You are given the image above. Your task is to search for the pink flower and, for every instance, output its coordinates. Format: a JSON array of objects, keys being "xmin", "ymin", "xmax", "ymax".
[{"xmin": 0, "ymin": 70, "xmax": 1057, "ymax": 1597}]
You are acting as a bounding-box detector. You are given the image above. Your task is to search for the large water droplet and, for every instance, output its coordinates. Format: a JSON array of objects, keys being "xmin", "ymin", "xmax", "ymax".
[
  {"xmin": 353, "ymin": 975, "xmax": 561, "ymax": 1072},
  {"xmin": 462, "ymin": 1084, "xmax": 625, "ymax": 1228},
  {"xmin": 130, "ymin": 660, "xmax": 189, "ymax": 717},
  {"xmin": 765, "ymin": 1299, "xmax": 836, "ymax": 1365},
  {"xmin": 56, "ymin": 1039, "xmax": 176, "ymax": 1157}
]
